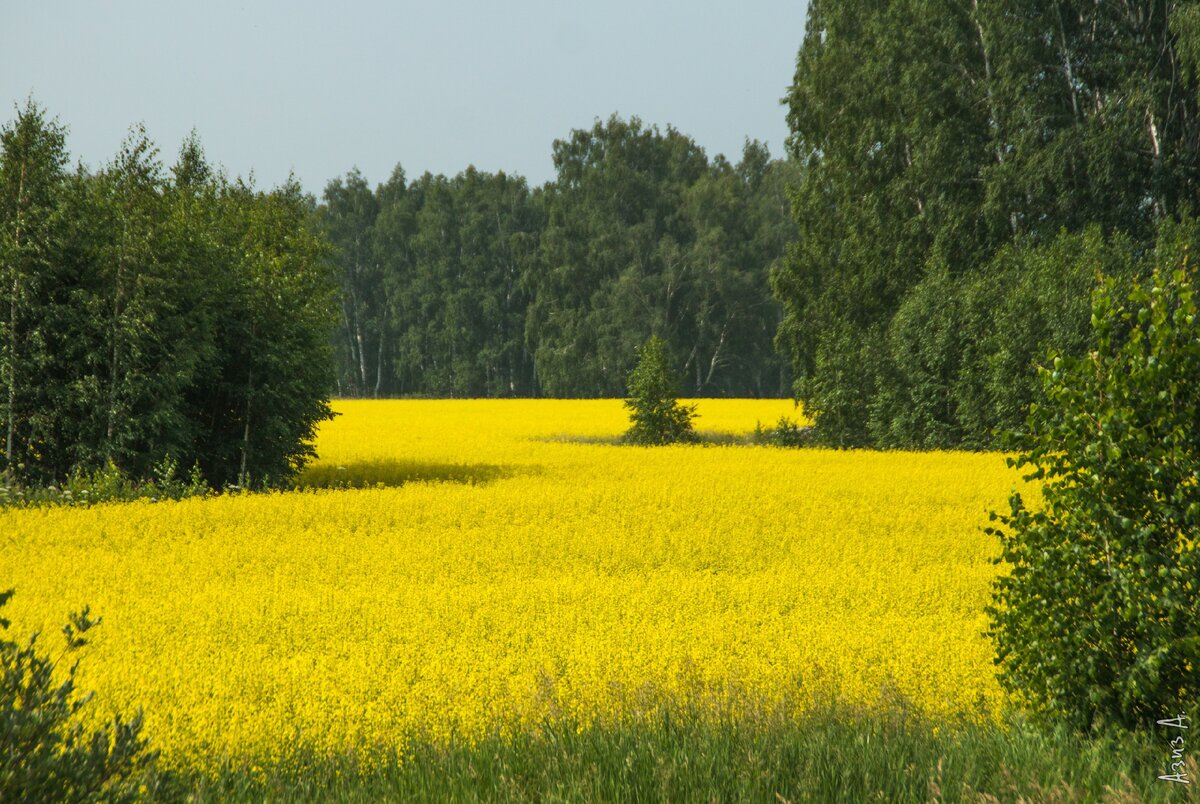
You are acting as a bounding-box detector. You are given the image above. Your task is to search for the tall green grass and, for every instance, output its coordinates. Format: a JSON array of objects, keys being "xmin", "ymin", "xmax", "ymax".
[{"xmin": 169, "ymin": 706, "xmax": 1199, "ymax": 802}]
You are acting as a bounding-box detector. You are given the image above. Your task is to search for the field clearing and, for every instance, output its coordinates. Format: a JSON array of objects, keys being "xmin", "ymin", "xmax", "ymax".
[{"xmin": 0, "ymin": 399, "xmax": 1024, "ymax": 773}]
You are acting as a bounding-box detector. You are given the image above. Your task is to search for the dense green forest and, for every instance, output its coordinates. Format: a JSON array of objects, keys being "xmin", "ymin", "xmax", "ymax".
[
  {"xmin": 322, "ymin": 1, "xmax": 1200, "ymax": 451},
  {"xmin": 0, "ymin": 103, "xmax": 337, "ymax": 488},
  {"xmin": 773, "ymin": 0, "xmax": 1200, "ymax": 448},
  {"xmin": 320, "ymin": 116, "xmax": 798, "ymax": 399}
]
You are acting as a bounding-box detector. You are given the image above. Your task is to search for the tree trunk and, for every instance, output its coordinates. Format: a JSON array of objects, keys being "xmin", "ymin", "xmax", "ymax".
[
  {"xmin": 348, "ymin": 283, "xmax": 368, "ymax": 395},
  {"xmin": 703, "ymin": 318, "xmax": 732, "ymax": 391},
  {"xmin": 340, "ymin": 301, "xmax": 358, "ymax": 392},
  {"xmin": 971, "ymin": 0, "xmax": 1013, "ymax": 234},
  {"xmin": 1056, "ymin": 5, "xmax": 1082, "ymax": 121},
  {"xmin": 239, "ymin": 366, "xmax": 252, "ymax": 487},
  {"xmin": 374, "ymin": 323, "xmax": 385, "ymax": 398},
  {"xmin": 356, "ymin": 327, "xmax": 367, "ymax": 393}
]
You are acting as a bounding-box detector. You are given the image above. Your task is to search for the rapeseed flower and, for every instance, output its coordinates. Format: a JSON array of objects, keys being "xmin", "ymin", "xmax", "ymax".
[{"xmin": 0, "ymin": 399, "xmax": 1021, "ymax": 772}]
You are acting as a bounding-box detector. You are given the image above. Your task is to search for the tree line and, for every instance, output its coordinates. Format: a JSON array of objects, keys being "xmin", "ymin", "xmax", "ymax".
[
  {"xmin": 319, "ymin": 116, "xmax": 798, "ymax": 399},
  {"xmin": 0, "ymin": 102, "xmax": 337, "ymax": 488},
  {"xmin": 773, "ymin": 0, "xmax": 1200, "ymax": 448},
  {"xmin": 12, "ymin": 0, "xmax": 1198, "ymax": 482}
]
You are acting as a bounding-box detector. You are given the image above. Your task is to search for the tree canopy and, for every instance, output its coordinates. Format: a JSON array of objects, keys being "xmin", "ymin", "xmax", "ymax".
[
  {"xmin": 773, "ymin": 0, "xmax": 1200, "ymax": 447},
  {"xmin": 319, "ymin": 116, "xmax": 798, "ymax": 399},
  {"xmin": 0, "ymin": 101, "xmax": 337, "ymax": 489}
]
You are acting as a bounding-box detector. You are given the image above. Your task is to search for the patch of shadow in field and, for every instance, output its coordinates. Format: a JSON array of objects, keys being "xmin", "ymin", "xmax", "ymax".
[
  {"xmin": 296, "ymin": 460, "xmax": 534, "ymax": 490},
  {"xmin": 535, "ymin": 430, "xmax": 756, "ymax": 446}
]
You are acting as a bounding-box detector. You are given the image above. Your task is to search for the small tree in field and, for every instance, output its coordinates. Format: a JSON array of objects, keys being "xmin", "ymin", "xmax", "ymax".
[
  {"xmin": 623, "ymin": 336, "xmax": 697, "ymax": 445},
  {"xmin": 987, "ymin": 258, "xmax": 1200, "ymax": 732}
]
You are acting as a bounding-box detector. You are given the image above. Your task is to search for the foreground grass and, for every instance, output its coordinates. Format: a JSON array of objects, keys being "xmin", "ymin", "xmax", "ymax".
[{"xmin": 168, "ymin": 708, "xmax": 1199, "ymax": 802}]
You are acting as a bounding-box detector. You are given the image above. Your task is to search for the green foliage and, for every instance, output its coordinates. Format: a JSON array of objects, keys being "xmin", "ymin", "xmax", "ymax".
[
  {"xmin": 320, "ymin": 165, "xmax": 544, "ymax": 398},
  {"xmin": 0, "ymin": 589, "xmax": 157, "ymax": 801},
  {"xmin": 530, "ymin": 121, "xmax": 793, "ymax": 397},
  {"xmin": 0, "ymin": 455, "xmax": 211, "ymax": 507},
  {"xmin": 622, "ymin": 336, "xmax": 697, "ymax": 445},
  {"xmin": 752, "ymin": 415, "xmax": 812, "ymax": 447},
  {"xmin": 203, "ymin": 178, "xmax": 338, "ymax": 488},
  {"xmin": 791, "ymin": 320, "xmax": 886, "ymax": 448},
  {"xmin": 0, "ymin": 102, "xmax": 337, "ymax": 490},
  {"xmin": 866, "ymin": 229, "xmax": 1140, "ymax": 450},
  {"xmin": 0, "ymin": 99, "xmax": 68, "ymax": 484},
  {"xmin": 988, "ymin": 259, "xmax": 1200, "ymax": 732},
  {"xmin": 319, "ymin": 120, "xmax": 796, "ymax": 399},
  {"xmin": 966, "ymin": 231, "xmax": 1136, "ymax": 443},
  {"xmin": 873, "ymin": 268, "xmax": 964, "ymax": 449},
  {"xmin": 774, "ymin": 0, "xmax": 1200, "ymax": 448}
]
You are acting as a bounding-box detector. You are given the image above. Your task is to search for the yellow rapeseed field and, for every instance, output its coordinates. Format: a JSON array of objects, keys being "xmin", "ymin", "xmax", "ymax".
[{"xmin": 0, "ymin": 399, "xmax": 1023, "ymax": 772}]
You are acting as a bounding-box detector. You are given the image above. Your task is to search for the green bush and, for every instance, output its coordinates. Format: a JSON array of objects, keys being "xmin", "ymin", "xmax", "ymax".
[
  {"xmin": 1, "ymin": 456, "xmax": 210, "ymax": 508},
  {"xmin": 971, "ymin": 230, "xmax": 1135, "ymax": 444},
  {"xmin": 987, "ymin": 260, "xmax": 1200, "ymax": 732},
  {"xmin": 795, "ymin": 319, "xmax": 886, "ymax": 448},
  {"xmin": 623, "ymin": 336, "xmax": 697, "ymax": 445},
  {"xmin": 874, "ymin": 267, "xmax": 963, "ymax": 449},
  {"xmin": 752, "ymin": 416, "xmax": 813, "ymax": 447},
  {"xmin": 0, "ymin": 589, "xmax": 157, "ymax": 801}
]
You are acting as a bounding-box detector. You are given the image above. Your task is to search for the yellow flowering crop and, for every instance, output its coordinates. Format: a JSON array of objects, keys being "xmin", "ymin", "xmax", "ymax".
[{"xmin": 0, "ymin": 399, "xmax": 1021, "ymax": 772}]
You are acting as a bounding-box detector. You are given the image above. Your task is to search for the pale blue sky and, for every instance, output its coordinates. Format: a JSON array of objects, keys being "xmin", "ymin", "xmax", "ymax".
[{"xmin": 1, "ymin": 1, "xmax": 809, "ymax": 192}]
